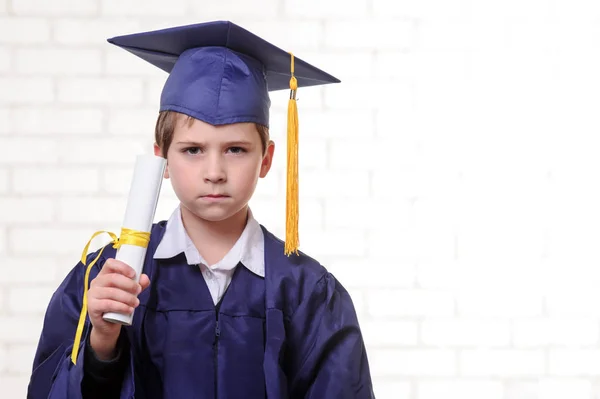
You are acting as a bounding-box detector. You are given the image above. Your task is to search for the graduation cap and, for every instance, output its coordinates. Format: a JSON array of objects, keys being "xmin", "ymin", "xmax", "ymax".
[{"xmin": 107, "ymin": 21, "xmax": 340, "ymax": 255}]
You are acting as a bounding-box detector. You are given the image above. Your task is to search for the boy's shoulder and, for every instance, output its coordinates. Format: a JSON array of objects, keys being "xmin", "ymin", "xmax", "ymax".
[{"xmin": 259, "ymin": 224, "xmax": 338, "ymax": 317}]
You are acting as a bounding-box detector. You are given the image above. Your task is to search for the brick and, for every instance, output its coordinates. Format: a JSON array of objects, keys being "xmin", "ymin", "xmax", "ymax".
[
  {"xmin": 0, "ymin": 345, "xmax": 5, "ymax": 373},
  {"xmin": 278, "ymin": 137, "xmax": 327, "ymax": 170},
  {"xmin": 0, "ymin": 46, "xmax": 9, "ymax": 72},
  {"xmin": 248, "ymin": 169, "xmax": 282, "ymax": 199},
  {"xmin": 325, "ymin": 80, "xmax": 414, "ymax": 111},
  {"xmin": 417, "ymin": 260, "xmax": 460, "ymax": 289},
  {"xmin": 0, "ymin": 17, "xmax": 50, "ymax": 43},
  {"xmin": 0, "ymin": 77, "xmax": 54, "ymax": 104},
  {"xmin": 375, "ymin": 51, "xmax": 415, "ymax": 79},
  {"xmin": 58, "ymin": 197, "xmax": 127, "ymax": 224},
  {"xmin": 57, "ymin": 78, "xmax": 143, "ymax": 105},
  {"xmin": 375, "ymin": 104, "xmax": 421, "ymax": 139},
  {"xmin": 284, "ymin": 0, "xmax": 367, "ymax": 17},
  {"xmin": 325, "ymin": 20, "xmax": 414, "ymax": 50},
  {"xmin": 12, "ymin": 0, "xmax": 97, "ymax": 15},
  {"xmin": 367, "ymin": 289, "xmax": 454, "ymax": 318},
  {"xmin": 418, "ymin": 380, "xmax": 504, "ymax": 399},
  {"xmin": 506, "ymin": 379, "xmax": 592, "ymax": 399},
  {"xmin": 12, "ymin": 107, "xmax": 104, "ymax": 135},
  {"xmin": 105, "ymin": 47, "xmax": 167, "ymax": 77},
  {"xmin": 300, "ymin": 229, "xmax": 367, "ymax": 258},
  {"xmin": 0, "ymin": 0, "xmax": 6, "ymax": 13},
  {"xmin": 15, "ymin": 48, "xmax": 102, "ymax": 75},
  {"xmin": 0, "ymin": 168, "xmax": 8, "ymax": 193},
  {"xmin": 369, "ymin": 229, "xmax": 427, "ymax": 263},
  {"xmin": 10, "ymin": 227, "xmax": 111, "ymax": 255},
  {"xmin": 102, "ymin": 0, "xmax": 190, "ymax": 16},
  {"xmin": 461, "ymin": 350, "xmax": 544, "ymax": 377},
  {"xmin": 329, "ymin": 137, "xmax": 419, "ymax": 171},
  {"xmin": 417, "ymin": 22, "xmax": 475, "ymax": 52},
  {"xmin": 58, "ymin": 138, "xmax": 150, "ymax": 165},
  {"xmin": 328, "ymin": 257, "xmax": 415, "ymax": 289},
  {"xmin": 369, "ymin": 349, "xmax": 455, "ymax": 376},
  {"xmin": 250, "ymin": 198, "xmax": 322, "ymax": 232},
  {"xmin": 145, "ymin": 78, "xmax": 168, "ymax": 107},
  {"xmin": 6, "ymin": 344, "xmax": 38, "ymax": 373},
  {"xmin": 107, "ymin": 107, "xmax": 158, "ymax": 136},
  {"xmin": 549, "ymin": 350, "xmax": 600, "ymax": 375},
  {"xmin": 295, "ymin": 110, "xmax": 374, "ymax": 139},
  {"xmin": 372, "ymin": 379, "xmax": 411, "ymax": 399},
  {"xmin": 457, "ymin": 291, "xmax": 543, "ymax": 318},
  {"xmin": 546, "ymin": 288, "xmax": 600, "ymax": 317},
  {"xmin": 0, "ymin": 138, "xmax": 59, "ymax": 164},
  {"xmin": 8, "ymin": 286, "xmax": 55, "ymax": 313},
  {"xmin": 555, "ymin": 0, "xmax": 600, "ymax": 21},
  {"xmin": 53, "ymin": 17, "xmax": 141, "ymax": 45},
  {"xmin": 0, "ymin": 198, "xmax": 54, "ymax": 223},
  {"xmin": 13, "ymin": 167, "xmax": 99, "ymax": 194},
  {"xmin": 188, "ymin": 0, "xmax": 279, "ymax": 17},
  {"xmin": 301, "ymin": 170, "xmax": 370, "ymax": 199},
  {"xmin": 0, "ymin": 107, "xmax": 8, "ymax": 134},
  {"xmin": 0, "ymin": 376, "xmax": 30, "ymax": 399},
  {"xmin": 230, "ymin": 20, "xmax": 324, "ymax": 50},
  {"xmin": 422, "ymin": 319, "xmax": 510, "ymax": 346},
  {"xmin": 299, "ymin": 51, "xmax": 374, "ymax": 80},
  {"xmin": 0, "ymin": 226, "xmax": 6, "ymax": 254},
  {"xmin": 537, "ymin": 379, "xmax": 592, "ymax": 399},
  {"xmin": 0, "ymin": 316, "xmax": 43, "ymax": 342},
  {"xmin": 269, "ymin": 85, "xmax": 324, "ymax": 111},
  {"xmin": 361, "ymin": 320, "xmax": 418, "ymax": 347},
  {"xmin": 514, "ymin": 318, "xmax": 598, "ymax": 347},
  {"xmin": 0, "ymin": 256, "xmax": 57, "ymax": 283}
]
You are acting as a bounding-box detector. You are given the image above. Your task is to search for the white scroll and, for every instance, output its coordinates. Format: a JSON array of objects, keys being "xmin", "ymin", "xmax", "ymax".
[{"xmin": 102, "ymin": 154, "xmax": 166, "ymax": 326}]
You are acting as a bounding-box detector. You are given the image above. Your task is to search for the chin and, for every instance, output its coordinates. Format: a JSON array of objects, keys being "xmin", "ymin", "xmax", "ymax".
[{"xmin": 184, "ymin": 202, "xmax": 241, "ymax": 222}]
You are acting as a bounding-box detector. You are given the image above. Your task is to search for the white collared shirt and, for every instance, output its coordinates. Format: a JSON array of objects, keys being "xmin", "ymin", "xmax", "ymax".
[{"xmin": 153, "ymin": 205, "xmax": 265, "ymax": 305}]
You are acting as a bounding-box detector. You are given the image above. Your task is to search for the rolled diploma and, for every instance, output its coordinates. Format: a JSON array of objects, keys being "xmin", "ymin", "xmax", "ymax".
[{"xmin": 103, "ymin": 154, "xmax": 166, "ymax": 325}]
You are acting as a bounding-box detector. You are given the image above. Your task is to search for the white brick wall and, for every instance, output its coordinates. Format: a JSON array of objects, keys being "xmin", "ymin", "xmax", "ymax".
[{"xmin": 2, "ymin": 1, "xmax": 600, "ymax": 398}]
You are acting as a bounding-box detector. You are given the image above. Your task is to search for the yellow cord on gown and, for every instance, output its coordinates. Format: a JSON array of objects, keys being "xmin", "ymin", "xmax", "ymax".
[
  {"xmin": 70, "ymin": 228, "xmax": 150, "ymax": 365},
  {"xmin": 285, "ymin": 52, "xmax": 299, "ymax": 256}
]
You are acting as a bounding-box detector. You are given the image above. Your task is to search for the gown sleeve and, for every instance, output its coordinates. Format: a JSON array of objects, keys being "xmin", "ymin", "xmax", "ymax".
[
  {"xmin": 26, "ymin": 251, "xmax": 135, "ymax": 399},
  {"xmin": 287, "ymin": 272, "xmax": 375, "ymax": 399}
]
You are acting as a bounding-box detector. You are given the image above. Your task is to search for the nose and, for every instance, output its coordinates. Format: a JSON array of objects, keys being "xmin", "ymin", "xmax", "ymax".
[{"xmin": 204, "ymin": 153, "xmax": 226, "ymax": 184}]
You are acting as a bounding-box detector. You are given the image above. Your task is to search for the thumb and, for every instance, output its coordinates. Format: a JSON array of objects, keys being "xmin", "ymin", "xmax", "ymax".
[{"xmin": 139, "ymin": 273, "xmax": 151, "ymax": 293}]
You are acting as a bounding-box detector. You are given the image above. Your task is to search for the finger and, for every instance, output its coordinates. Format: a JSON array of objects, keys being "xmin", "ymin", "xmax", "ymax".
[
  {"xmin": 96, "ymin": 273, "xmax": 141, "ymax": 294},
  {"xmin": 101, "ymin": 258, "xmax": 136, "ymax": 279},
  {"xmin": 91, "ymin": 287, "xmax": 140, "ymax": 308},
  {"xmin": 139, "ymin": 274, "xmax": 151, "ymax": 292},
  {"xmin": 92, "ymin": 299, "xmax": 135, "ymax": 315}
]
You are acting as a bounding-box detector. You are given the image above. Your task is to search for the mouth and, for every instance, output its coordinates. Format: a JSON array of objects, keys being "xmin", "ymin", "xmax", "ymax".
[{"xmin": 203, "ymin": 194, "xmax": 228, "ymax": 198}]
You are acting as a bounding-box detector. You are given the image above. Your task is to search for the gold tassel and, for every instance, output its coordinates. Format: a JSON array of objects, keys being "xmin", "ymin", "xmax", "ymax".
[{"xmin": 285, "ymin": 53, "xmax": 299, "ymax": 256}]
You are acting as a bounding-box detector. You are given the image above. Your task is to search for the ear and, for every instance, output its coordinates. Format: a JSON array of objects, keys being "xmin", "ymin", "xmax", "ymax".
[
  {"xmin": 259, "ymin": 140, "xmax": 275, "ymax": 178},
  {"xmin": 154, "ymin": 143, "xmax": 169, "ymax": 179}
]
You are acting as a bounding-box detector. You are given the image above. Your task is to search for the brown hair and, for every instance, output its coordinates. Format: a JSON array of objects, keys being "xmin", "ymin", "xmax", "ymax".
[{"xmin": 154, "ymin": 111, "xmax": 270, "ymax": 158}]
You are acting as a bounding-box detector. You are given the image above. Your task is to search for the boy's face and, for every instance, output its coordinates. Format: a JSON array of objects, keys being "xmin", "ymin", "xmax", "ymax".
[{"xmin": 154, "ymin": 117, "xmax": 274, "ymax": 223}]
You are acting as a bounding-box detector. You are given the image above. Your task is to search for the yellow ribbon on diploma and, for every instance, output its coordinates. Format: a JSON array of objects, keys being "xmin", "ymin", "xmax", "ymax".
[{"xmin": 71, "ymin": 228, "xmax": 150, "ymax": 365}]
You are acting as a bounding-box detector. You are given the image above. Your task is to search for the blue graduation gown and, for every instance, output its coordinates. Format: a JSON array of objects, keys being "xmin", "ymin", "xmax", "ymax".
[{"xmin": 27, "ymin": 221, "xmax": 374, "ymax": 398}]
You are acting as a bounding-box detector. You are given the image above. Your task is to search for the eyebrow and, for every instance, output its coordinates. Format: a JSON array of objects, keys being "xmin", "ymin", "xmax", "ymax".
[{"xmin": 175, "ymin": 140, "xmax": 254, "ymax": 146}]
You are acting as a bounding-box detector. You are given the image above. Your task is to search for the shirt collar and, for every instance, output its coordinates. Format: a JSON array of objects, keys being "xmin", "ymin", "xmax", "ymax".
[{"xmin": 153, "ymin": 205, "xmax": 265, "ymax": 278}]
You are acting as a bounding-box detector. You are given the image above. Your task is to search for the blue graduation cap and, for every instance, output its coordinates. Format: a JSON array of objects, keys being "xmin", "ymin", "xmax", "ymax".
[{"xmin": 107, "ymin": 21, "xmax": 340, "ymax": 255}]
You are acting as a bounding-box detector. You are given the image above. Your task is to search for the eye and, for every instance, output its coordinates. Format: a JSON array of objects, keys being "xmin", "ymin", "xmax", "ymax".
[
  {"xmin": 227, "ymin": 146, "xmax": 247, "ymax": 154},
  {"xmin": 183, "ymin": 147, "xmax": 201, "ymax": 155}
]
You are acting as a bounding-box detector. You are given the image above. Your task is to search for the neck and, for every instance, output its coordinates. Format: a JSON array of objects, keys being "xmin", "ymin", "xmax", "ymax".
[{"xmin": 179, "ymin": 204, "xmax": 249, "ymax": 265}]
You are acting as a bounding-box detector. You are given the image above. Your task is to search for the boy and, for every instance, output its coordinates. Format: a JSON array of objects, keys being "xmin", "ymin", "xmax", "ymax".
[{"xmin": 27, "ymin": 21, "xmax": 374, "ymax": 398}]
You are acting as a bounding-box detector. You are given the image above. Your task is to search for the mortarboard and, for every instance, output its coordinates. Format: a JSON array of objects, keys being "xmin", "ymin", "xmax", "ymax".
[{"xmin": 107, "ymin": 21, "xmax": 340, "ymax": 256}]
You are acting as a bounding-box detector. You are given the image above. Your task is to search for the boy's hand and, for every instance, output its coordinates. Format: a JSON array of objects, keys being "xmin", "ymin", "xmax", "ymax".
[{"xmin": 87, "ymin": 258, "xmax": 150, "ymax": 360}]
